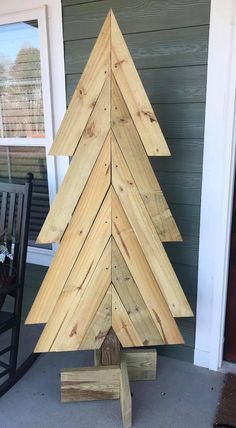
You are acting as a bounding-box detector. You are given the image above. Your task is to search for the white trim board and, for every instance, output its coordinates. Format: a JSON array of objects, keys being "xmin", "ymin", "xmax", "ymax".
[{"xmin": 194, "ymin": 0, "xmax": 236, "ymax": 371}]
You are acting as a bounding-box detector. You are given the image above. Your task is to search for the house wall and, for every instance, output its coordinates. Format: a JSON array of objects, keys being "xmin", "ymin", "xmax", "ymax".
[{"xmin": 62, "ymin": 0, "xmax": 210, "ymax": 361}]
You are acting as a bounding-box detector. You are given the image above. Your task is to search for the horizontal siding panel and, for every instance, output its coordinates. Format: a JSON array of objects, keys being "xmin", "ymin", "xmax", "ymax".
[
  {"xmin": 64, "ymin": 25, "xmax": 209, "ymax": 73},
  {"xmin": 156, "ymin": 171, "xmax": 202, "ymax": 205},
  {"xmin": 169, "ymin": 203, "xmax": 201, "ymax": 237},
  {"xmin": 155, "ymin": 103, "xmax": 206, "ymax": 139},
  {"xmin": 151, "ymin": 139, "xmax": 204, "ymax": 173},
  {"xmin": 63, "ymin": 0, "xmax": 210, "ymax": 41},
  {"xmin": 66, "ymin": 68, "xmax": 207, "ymax": 104},
  {"xmin": 173, "ymin": 262, "xmax": 198, "ymax": 296},
  {"xmin": 165, "ymin": 235, "xmax": 199, "ymax": 267}
]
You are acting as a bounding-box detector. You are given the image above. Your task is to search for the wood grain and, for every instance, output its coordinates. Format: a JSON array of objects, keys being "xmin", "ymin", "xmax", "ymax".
[
  {"xmin": 112, "ymin": 239, "xmax": 163, "ymax": 346},
  {"xmin": 111, "ymin": 189, "xmax": 184, "ymax": 344},
  {"xmin": 50, "ymin": 240, "xmax": 111, "ymax": 351},
  {"xmin": 34, "ymin": 191, "xmax": 111, "ymax": 352},
  {"xmin": 61, "ymin": 366, "xmax": 120, "ymax": 402},
  {"xmin": 50, "ymin": 11, "xmax": 111, "ymax": 155},
  {"xmin": 112, "ymin": 139, "xmax": 192, "ymax": 317},
  {"xmin": 26, "ymin": 134, "xmax": 111, "ymax": 324},
  {"xmin": 111, "ymin": 78, "xmax": 181, "ymax": 242},
  {"xmin": 101, "ymin": 328, "xmax": 120, "ymax": 365},
  {"xmin": 112, "ymin": 285, "xmax": 143, "ymax": 348},
  {"xmin": 122, "ymin": 349, "xmax": 157, "ymax": 381},
  {"xmin": 111, "ymin": 11, "xmax": 169, "ymax": 156},
  {"xmin": 37, "ymin": 80, "xmax": 111, "ymax": 244},
  {"xmin": 80, "ymin": 288, "xmax": 112, "ymax": 350},
  {"xmin": 120, "ymin": 358, "xmax": 132, "ymax": 428}
]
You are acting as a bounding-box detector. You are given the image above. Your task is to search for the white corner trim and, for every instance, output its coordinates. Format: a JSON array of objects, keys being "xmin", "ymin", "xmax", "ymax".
[{"xmin": 194, "ymin": 0, "xmax": 236, "ymax": 371}]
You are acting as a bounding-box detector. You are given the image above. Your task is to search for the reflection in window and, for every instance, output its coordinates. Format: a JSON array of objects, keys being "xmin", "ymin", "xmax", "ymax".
[
  {"xmin": 0, "ymin": 20, "xmax": 45, "ymax": 138},
  {"xmin": 0, "ymin": 146, "xmax": 50, "ymax": 246}
]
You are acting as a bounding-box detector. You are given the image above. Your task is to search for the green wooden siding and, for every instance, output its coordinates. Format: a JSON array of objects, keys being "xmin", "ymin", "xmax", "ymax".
[{"xmin": 62, "ymin": 0, "xmax": 210, "ymax": 362}]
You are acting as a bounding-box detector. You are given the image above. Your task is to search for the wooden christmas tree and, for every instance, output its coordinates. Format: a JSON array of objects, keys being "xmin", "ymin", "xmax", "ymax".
[{"xmin": 26, "ymin": 10, "xmax": 192, "ymax": 427}]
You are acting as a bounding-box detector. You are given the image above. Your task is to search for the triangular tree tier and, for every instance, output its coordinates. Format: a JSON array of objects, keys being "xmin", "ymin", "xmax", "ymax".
[{"xmin": 26, "ymin": 10, "xmax": 193, "ymax": 352}]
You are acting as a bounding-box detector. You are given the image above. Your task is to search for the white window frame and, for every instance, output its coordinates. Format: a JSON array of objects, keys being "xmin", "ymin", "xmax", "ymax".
[
  {"xmin": 194, "ymin": 0, "xmax": 236, "ymax": 371},
  {"xmin": 0, "ymin": 1, "xmax": 69, "ymax": 266}
]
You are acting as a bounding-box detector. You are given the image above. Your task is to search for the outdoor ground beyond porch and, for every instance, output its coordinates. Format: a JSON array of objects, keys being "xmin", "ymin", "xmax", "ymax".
[{"xmin": 0, "ymin": 329, "xmax": 224, "ymax": 428}]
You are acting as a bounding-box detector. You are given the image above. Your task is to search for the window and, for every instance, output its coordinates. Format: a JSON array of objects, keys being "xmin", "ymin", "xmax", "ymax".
[{"xmin": 0, "ymin": 8, "xmax": 56, "ymax": 253}]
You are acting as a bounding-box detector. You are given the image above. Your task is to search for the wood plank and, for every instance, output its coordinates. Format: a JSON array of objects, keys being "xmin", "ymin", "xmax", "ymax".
[
  {"xmin": 37, "ymin": 82, "xmax": 111, "ymax": 244},
  {"xmin": 49, "ymin": 240, "xmax": 111, "ymax": 352},
  {"xmin": 34, "ymin": 192, "xmax": 111, "ymax": 352},
  {"xmin": 63, "ymin": 1, "xmax": 210, "ymax": 41},
  {"xmin": 112, "ymin": 285, "xmax": 143, "ymax": 348},
  {"xmin": 111, "ymin": 188, "xmax": 184, "ymax": 344},
  {"xmin": 122, "ymin": 349, "xmax": 157, "ymax": 381},
  {"xmin": 120, "ymin": 358, "xmax": 132, "ymax": 428},
  {"xmin": 100, "ymin": 328, "xmax": 121, "ymax": 365},
  {"xmin": 26, "ymin": 135, "xmax": 111, "ymax": 324},
  {"xmin": 61, "ymin": 366, "xmax": 120, "ymax": 402},
  {"xmin": 111, "ymin": 12, "xmax": 169, "ymax": 156},
  {"xmin": 80, "ymin": 288, "xmax": 112, "ymax": 350},
  {"xmin": 112, "ymin": 239, "xmax": 163, "ymax": 346},
  {"xmin": 112, "ymin": 139, "xmax": 192, "ymax": 317},
  {"xmin": 50, "ymin": 11, "xmax": 111, "ymax": 155},
  {"xmin": 111, "ymin": 78, "xmax": 181, "ymax": 242},
  {"xmin": 65, "ymin": 26, "xmax": 209, "ymax": 74}
]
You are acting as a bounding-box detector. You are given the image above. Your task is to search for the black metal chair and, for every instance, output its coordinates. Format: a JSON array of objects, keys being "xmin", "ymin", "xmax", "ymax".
[{"xmin": 0, "ymin": 173, "xmax": 38, "ymax": 397}]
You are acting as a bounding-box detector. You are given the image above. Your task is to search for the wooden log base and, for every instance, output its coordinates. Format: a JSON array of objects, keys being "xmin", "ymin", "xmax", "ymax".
[{"xmin": 61, "ymin": 350, "xmax": 157, "ymax": 428}]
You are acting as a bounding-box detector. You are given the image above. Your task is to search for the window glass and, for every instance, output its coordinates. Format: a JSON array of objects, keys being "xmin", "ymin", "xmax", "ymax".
[
  {"xmin": 0, "ymin": 146, "xmax": 50, "ymax": 246},
  {"xmin": 0, "ymin": 20, "xmax": 44, "ymax": 138}
]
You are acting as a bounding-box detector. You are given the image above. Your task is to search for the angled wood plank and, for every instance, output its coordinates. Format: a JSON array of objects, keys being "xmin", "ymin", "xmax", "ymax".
[
  {"xmin": 110, "ymin": 11, "xmax": 169, "ymax": 157},
  {"xmin": 50, "ymin": 240, "xmax": 112, "ymax": 352},
  {"xmin": 112, "ymin": 239, "xmax": 163, "ymax": 346},
  {"xmin": 111, "ymin": 188, "xmax": 184, "ymax": 345},
  {"xmin": 50, "ymin": 11, "xmax": 111, "ymax": 155},
  {"xmin": 80, "ymin": 287, "xmax": 112, "ymax": 350},
  {"xmin": 111, "ymin": 78, "xmax": 181, "ymax": 242},
  {"xmin": 34, "ymin": 191, "xmax": 111, "ymax": 352},
  {"xmin": 112, "ymin": 139, "xmax": 192, "ymax": 318},
  {"xmin": 26, "ymin": 135, "xmax": 111, "ymax": 324},
  {"xmin": 37, "ymin": 82, "xmax": 111, "ymax": 244},
  {"xmin": 112, "ymin": 285, "xmax": 143, "ymax": 348}
]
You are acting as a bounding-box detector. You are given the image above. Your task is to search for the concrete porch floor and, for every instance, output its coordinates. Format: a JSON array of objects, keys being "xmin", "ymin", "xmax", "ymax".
[{"xmin": 0, "ymin": 325, "xmax": 225, "ymax": 428}]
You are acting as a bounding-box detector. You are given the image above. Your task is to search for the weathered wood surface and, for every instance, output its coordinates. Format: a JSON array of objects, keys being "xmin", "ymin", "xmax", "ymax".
[
  {"xmin": 101, "ymin": 328, "xmax": 121, "ymax": 365},
  {"xmin": 61, "ymin": 366, "xmax": 120, "ymax": 402}
]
